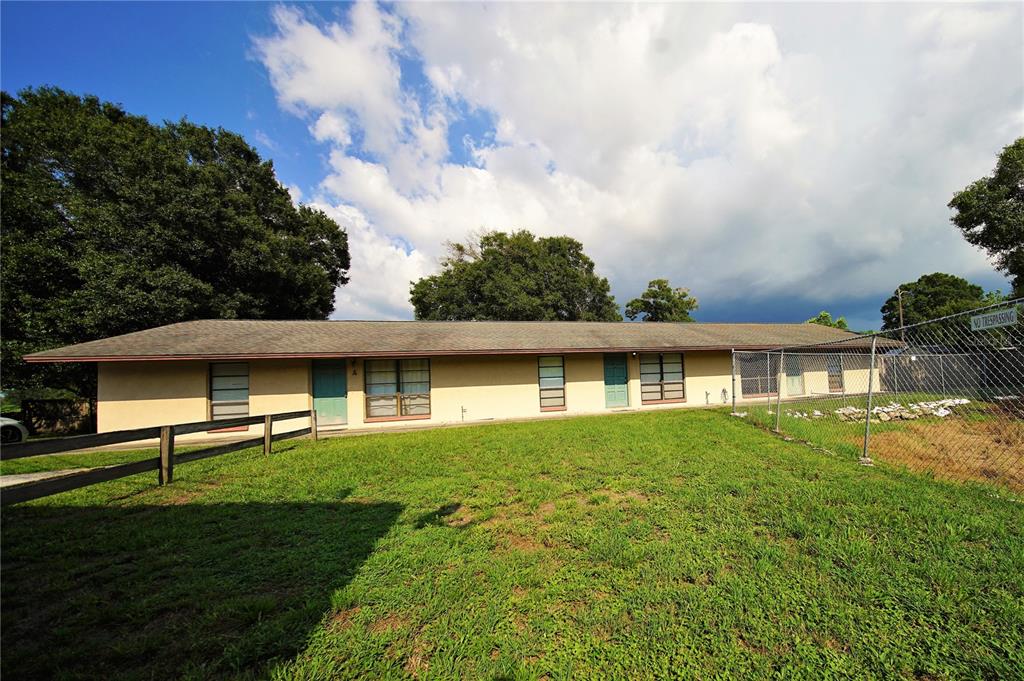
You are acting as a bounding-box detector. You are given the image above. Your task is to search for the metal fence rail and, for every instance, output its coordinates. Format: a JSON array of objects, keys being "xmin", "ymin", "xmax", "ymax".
[{"xmin": 731, "ymin": 299, "xmax": 1024, "ymax": 493}]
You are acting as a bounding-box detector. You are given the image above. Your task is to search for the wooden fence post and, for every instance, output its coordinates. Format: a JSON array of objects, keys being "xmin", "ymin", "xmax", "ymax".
[
  {"xmin": 264, "ymin": 415, "xmax": 273, "ymax": 455},
  {"xmin": 310, "ymin": 408, "xmax": 318, "ymax": 441},
  {"xmin": 159, "ymin": 425, "xmax": 174, "ymax": 485}
]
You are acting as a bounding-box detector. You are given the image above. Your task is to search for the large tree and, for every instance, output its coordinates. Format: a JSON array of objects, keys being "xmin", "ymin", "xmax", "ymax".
[
  {"xmin": 624, "ymin": 279, "xmax": 698, "ymax": 322},
  {"xmin": 1, "ymin": 87, "xmax": 351, "ymax": 396},
  {"xmin": 805, "ymin": 311, "xmax": 849, "ymax": 330},
  {"xmin": 949, "ymin": 138, "xmax": 1024, "ymax": 298},
  {"xmin": 410, "ymin": 230, "xmax": 620, "ymax": 321},
  {"xmin": 880, "ymin": 273, "xmax": 1000, "ymax": 330}
]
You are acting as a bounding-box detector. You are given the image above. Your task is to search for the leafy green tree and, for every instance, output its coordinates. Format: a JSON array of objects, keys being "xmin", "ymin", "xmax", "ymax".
[
  {"xmin": 805, "ymin": 311, "xmax": 849, "ymax": 330},
  {"xmin": 410, "ymin": 230, "xmax": 620, "ymax": 321},
  {"xmin": 949, "ymin": 138, "xmax": 1024, "ymax": 297},
  {"xmin": 624, "ymin": 279, "xmax": 698, "ymax": 322},
  {"xmin": 880, "ymin": 273, "xmax": 1001, "ymax": 330},
  {"xmin": 1, "ymin": 87, "xmax": 351, "ymax": 397}
]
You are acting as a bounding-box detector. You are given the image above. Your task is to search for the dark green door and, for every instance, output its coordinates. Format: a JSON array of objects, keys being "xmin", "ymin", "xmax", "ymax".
[
  {"xmin": 313, "ymin": 360, "xmax": 348, "ymax": 425},
  {"xmin": 604, "ymin": 354, "xmax": 629, "ymax": 408}
]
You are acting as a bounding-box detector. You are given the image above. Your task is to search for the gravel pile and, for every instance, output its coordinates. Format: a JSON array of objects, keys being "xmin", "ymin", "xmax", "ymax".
[{"xmin": 831, "ymin": 398, "xmax": 971, "ymax": 422}]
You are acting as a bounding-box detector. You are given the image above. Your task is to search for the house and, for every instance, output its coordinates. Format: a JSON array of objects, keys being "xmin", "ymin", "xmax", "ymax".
[{"xmin": 24, "ymin": 320, "xmax": 875, "ymax": 441}]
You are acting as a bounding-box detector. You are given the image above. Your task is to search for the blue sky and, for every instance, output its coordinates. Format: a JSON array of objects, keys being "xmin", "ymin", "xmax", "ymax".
[
  {"xmin": 3, "ymin": 2, "xmax": 1019, "ymax": 329},
  {"xmin": 3, "ymin": 2, "xmax": 332, "ymax": 194}
]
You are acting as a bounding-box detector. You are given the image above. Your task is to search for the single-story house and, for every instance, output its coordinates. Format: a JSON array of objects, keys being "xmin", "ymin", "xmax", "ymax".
[{"xmin": 25, "ymin": 320, "xmax": 876, "ymax": 441}]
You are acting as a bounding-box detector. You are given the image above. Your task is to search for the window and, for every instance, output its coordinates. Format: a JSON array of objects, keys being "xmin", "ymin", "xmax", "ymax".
[
  {"xmin": 826, "ymin": 355, "xmax": 844, "ymax": 393},
  {"xmin": 210, "ymin": 363, "xmax": 249, "ymax": 420},
  {"xmin": 639, "ymin": 353, "xmax": 685, "ymax": 403},
  {"xmin": 365, "ymin": 358, "xmax": 431, "ymax": 420},
  {"xmin": 538, "ymin": 356, "xmax": 566, "ymax": 410},
  {"xmin": 739, "ymin": 354, "xmax": 779, "ymax": 397}
]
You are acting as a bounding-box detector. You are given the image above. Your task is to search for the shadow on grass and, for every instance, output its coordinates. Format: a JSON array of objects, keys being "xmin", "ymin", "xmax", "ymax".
[
  {"xmin": 413, "ymin": 501, "xmax": 463, "ymax": 528},
  {"xmin": 1, "ymin": 494, "xmax": 402, "ymax": 680}
]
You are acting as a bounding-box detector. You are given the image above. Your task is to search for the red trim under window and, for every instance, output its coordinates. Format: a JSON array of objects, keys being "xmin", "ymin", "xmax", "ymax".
[
  {"xmin": 641, "ymin": 398, "xmax": 687, "ymax": 405},
  {"xmin": 364, "ymin": 414, "xmax": 431, "ymax": 423},
  {"xmin": 540, "ymin": 406, "xmax": 567, "ymax": 412},
  {"xmin": 208, "ymin": 425, "xmax": 249, "ymax": 433}
]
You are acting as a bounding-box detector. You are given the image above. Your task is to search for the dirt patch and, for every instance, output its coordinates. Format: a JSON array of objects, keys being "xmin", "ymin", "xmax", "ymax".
[
  {"xmin": 506, "ymin": 533, "xmax": 543, "ymax": 552},
  {"xmin": 582, "ymin": 488, "xmax": 652, "ymax": 505},
  {"xmin": 370, "ymin": 613, "xmax": 408, "ymax": 634},
  {"xmin": 404, "ymin": 641, "xmax": 430, "ymax": 678},
  {"xmin": 446, "ymin": 510, "xmax": 475, "ymax": 527},
  {"xmin": 328, "ymin": 606, "xmax": 361, "ymax": 632},
  {"xmin": 537, "ymin": 501, "xmax": 556, "ymax": 516},
  {"xmin": 864, "ymin": 418, "xmax": 1024, "ymax": 491}
]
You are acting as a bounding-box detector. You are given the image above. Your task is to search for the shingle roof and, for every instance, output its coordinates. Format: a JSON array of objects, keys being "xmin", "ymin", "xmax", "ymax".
[{"xmin": 24, "ymin": 319, "xmax": 873, "ymax": 362}]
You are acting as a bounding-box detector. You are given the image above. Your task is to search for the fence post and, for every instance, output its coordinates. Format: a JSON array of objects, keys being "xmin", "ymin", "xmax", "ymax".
[
  {"xmin": 940, "ymin": 355, "xmax": 946, "ymax": 396},
  {"xmin": 775, "ymin": 350, "xmax": 784, "ymax": 433},
  {"xmin": 861, "ymin": 337, "xmax": 877, "ymax": 466},
  {"xmin": 309, "ymin": 408, "xmax": 318, "ymax": 441},
  {"xmin": 730, "ymin": 350, "xmax": 737, "ymax": 414},
  {"xmin": 159, "ymin": 425, "xmax": 174, "ymax": 485},
  {"xmin": 263, "ymin": 414, "xmax": 273, "ymax": 455}
]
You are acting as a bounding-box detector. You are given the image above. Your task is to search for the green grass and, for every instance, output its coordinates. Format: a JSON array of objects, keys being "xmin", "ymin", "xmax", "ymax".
[
  {"xmin": 0, "ymin": 444, "xmax": 206, "ymax": 476},
  {"xmin": 736, "ymin": 393, "xmax": 1023, "ymax": 491},
  {"xmin": 3, "ymin": 409, "xmax": 1022, "ymax": 680}
]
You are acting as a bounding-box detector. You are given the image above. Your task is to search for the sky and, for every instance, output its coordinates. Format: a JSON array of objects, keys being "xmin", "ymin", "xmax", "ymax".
[{"xmin": 3, "ymin": 2, "xmax": 1021, "ymax": 331}]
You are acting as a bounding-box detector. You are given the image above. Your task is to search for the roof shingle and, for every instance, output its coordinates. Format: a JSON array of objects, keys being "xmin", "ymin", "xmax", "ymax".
[{"xmin": 24, "ymin": 319, "xmax": 871, "ymax": 362}]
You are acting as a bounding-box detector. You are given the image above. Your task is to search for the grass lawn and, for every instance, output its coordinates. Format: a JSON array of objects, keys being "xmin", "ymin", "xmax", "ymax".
[
  {"xmin": 2, "ymin": 409, "xmax": 1022, "ymax": 680},
  {"xmin": 739, "ymin": 394, "xmax": 1024, "ymax": 491}
]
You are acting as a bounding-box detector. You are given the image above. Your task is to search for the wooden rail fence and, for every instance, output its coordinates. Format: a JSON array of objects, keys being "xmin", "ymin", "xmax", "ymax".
[{"xmin": 1, "ymin": 409, "xmax": 319, "ymax": 506}]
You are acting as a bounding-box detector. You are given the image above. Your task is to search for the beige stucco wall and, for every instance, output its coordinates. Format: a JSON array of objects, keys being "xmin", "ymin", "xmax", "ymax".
[
  {"xmin": 349, "ymin": 351, "xmax": 738, "ymax": 429},
  {"xmin": 98, "ymin": 361, "xmax": 209, "ymax": 433},
  {"xmin": 735, "ymin": 353, "xmax": 882, "ymax": 403},
  {"xmin": 98, "ymin": 359, "xmax": 313, "ymax": 442},
  {"xmin": 99, "ymin": 349, "xmax": 884, "ymax": 439},
  {"xmin": 250, "ymin": 359, "xmax": 313, "ymax": 435},
  {"xmin": 346, "ymin": 353, "xmax": 609, "ymax": 429},
  {"xmin": 685, "ymin": 351, "xmax": 735, "ymax": 407}
]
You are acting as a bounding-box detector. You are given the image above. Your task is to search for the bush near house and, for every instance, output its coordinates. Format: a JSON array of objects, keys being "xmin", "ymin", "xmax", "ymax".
[{"xmin": 2, "ymin": 409, "xmax": 1021, "ymax": 679}]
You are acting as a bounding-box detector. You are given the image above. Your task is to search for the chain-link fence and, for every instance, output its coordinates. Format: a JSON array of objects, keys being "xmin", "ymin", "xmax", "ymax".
[{"xmin": 731, "ymin": 300, "xmax": 1024, "ymax": 494}]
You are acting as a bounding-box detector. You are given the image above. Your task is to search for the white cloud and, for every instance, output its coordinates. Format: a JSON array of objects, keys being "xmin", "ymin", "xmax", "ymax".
[
  {"xmin": 253, "ymin": 2, "xmax": 447, "ymax": 194},
  {"xmin": 284, "ymin": 183, "xmax": 303, "ymax": 204},
  {"xmin": 310, "ymin": 111, "xmax": 352, "ymax": 147},
  {"xmin": 255, "ymin": 2, "xmax": 1023, "ymax": 321},
  {"xmin": 311, "ymin": 201, "xmax": 430, "ymax": 320}
]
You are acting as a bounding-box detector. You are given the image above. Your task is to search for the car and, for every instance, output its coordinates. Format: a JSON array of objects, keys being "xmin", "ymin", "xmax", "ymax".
[{"xmin": 1, "ymin": 416, "xmax": 29, "ymax": 444}]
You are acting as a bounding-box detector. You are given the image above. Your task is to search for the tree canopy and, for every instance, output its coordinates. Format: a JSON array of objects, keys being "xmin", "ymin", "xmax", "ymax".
[
  {"xmin": 879, "ymin": 273, "xmax": 1001, "ymax": 331},
  {"xmin": 1, "ymin": 87, "xmax": 351, "ymax": 396},
  {"xmin": 805, "ymin": 311, "xmax": 849, "ymax": 330},
  {"xmin": 949, "ymin": 138, "xmax": 1024, "ymax": 298},
  {"xmin": 409, "ymin": 230, "xmax": 620, "ymax": 321},
  {"xmin": 624, "ymin": 279, "xmax": 698, "ymax": 322}
]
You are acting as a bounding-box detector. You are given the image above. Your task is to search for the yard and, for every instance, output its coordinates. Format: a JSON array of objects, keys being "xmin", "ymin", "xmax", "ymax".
[
  {"xmin": 2, "ymin": 409, "xmax": 1022, "ymax": 680},
  {"xmin": 740, "ymin": 393, "xmax": 1024, "ymax": 491}
]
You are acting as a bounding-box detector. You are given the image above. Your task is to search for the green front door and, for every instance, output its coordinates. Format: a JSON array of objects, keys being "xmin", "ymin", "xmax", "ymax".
[
  {"xmin": 604, "ymin": 353, "xmax": 629, "ymax": 408},
  {"xmin": 313, "ymin": 360, "xmax": 348, "ymax": 426}
]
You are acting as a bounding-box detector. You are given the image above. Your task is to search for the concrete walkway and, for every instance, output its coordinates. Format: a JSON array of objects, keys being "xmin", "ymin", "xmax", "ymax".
[{"xmin": 0, "ymin": 468, "xmax": 85, "ymax": 488}]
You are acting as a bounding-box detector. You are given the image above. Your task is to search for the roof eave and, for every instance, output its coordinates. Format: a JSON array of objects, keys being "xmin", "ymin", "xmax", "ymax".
[{"xmin": 23, "ymin": 343, "xmax": 867, "ymax": 363}]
